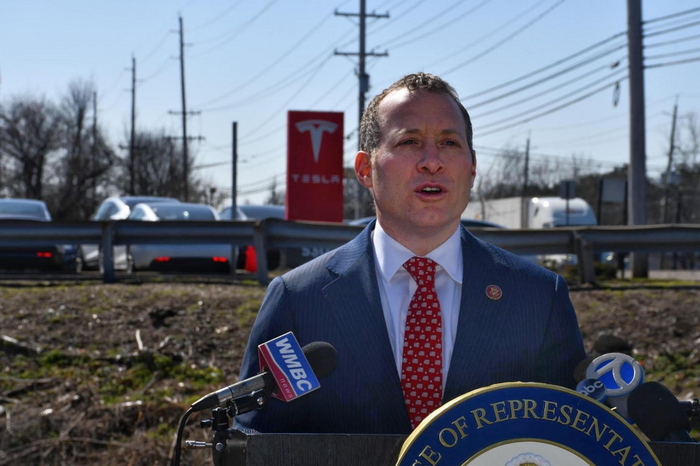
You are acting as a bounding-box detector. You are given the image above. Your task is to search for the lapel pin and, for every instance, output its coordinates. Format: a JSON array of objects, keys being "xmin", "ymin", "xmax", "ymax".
[{"xmin": 486, "ymin": 285, "xmax": 502, "ymax": 301}]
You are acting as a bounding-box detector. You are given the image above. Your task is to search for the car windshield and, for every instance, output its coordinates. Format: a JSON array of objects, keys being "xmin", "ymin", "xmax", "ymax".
[
  {"xmin": 124, "ymin": 197, "xmax": 178, "ymax": 208},
  {"xmin": 239, "ymin": 205, "xmax": 285, "ymax": 219},
  {"xmin": 152, "ymin": 205, "xmax": 215, "ymax": 221},
  {"xmin": 0, "ymin": 202, "xmax": 48, "ymax": 219}
]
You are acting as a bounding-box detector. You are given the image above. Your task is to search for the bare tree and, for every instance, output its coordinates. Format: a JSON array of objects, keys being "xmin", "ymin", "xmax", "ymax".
[
  {"xmin": 0, "ymin": 96, "xmax": 61, "ymax": 199},
  {"xmin": 111, "ymin": 129, "xmax": 204, "ymax": 201},
  {"xmin": 48, "ymin": 80, "xmax": 118, "ymax": 220}
]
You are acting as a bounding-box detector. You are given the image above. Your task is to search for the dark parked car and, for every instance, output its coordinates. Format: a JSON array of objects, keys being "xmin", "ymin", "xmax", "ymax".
[
  {"xmin": 0, "ymin": 199, "xmax": 77, "ymax": 272},
  {"xmin": 218, "ymin": 205, "xmax": 285, "ymax": 269}
]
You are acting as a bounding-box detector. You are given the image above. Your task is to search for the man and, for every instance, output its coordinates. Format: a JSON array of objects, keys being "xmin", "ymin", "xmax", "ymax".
[{"xmin": 235, "ymin": 72, "xmax": 586, "ymax": 434}]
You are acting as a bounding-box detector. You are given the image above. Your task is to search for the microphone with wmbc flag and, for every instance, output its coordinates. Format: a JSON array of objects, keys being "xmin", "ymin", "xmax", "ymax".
[{"xmin": 191, "ymin": 332, "xmax": 337, "ymax": 412}]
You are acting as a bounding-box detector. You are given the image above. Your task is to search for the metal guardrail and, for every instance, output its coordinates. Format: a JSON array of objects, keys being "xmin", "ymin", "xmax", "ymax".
[{"xmin": 0, "ymin": 220, "xmax": 699, "ymax": 285}]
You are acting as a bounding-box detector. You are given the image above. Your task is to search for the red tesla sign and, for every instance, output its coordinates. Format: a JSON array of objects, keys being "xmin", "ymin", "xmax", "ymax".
[{"xmin": 286, "ymin": 111, "xmax": 344, "ymax": 222}]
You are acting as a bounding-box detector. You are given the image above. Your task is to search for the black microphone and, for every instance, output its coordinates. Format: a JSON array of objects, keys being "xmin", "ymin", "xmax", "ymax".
[
  {"xmin": 191, "ymin": 341, "xmax": 337, "ymax": 413},
  {"xmin": 627, "ymin": 381, "xmax": 697, "ymax": 443},
  {"xmin": 593, "ymin": 334, "xmax": 633, "ymax": 356},
  {"xmin": 574, "ymin": 357, "xmax": 595, "ymax": 384}
]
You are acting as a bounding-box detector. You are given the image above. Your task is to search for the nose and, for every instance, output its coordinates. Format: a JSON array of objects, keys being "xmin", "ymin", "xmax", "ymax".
[{"xmin": 417, "ymin": 142, "xmax": 444, "ymax": 174}]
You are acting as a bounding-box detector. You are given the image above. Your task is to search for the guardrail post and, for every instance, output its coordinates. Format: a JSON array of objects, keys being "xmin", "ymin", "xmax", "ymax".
[
  {"xmin": 573, "ymin": 232, "xmax": 596, "ymax": 285},
  {"xmin": 230, "ymin": 244, "xmax": 239, "ymax": 278},
  {"xmin": 101, "ymin": 221, "xmax": 116, "ymax": 284},
  {"xmin": 253, "ymin": 220, "xmax": 269, "ymax": 286}
]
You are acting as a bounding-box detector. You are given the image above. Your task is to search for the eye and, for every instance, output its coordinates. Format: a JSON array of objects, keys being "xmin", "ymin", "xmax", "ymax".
[
  {"xmin": 399, "ymin": 139, "xmax": 417, "ymax": 146},
  {"xmin": 443, "ymin": 140, "xmax": 459, "ymax": 147}
]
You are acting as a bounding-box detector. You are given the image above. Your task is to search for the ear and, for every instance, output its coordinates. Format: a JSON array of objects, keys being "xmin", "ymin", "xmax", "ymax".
[
  {"xmin": 355, "ymin": 151, "xmax": 373, "ymax": 188},
  {"xmin": 470, "ymin": 150, "xmax": 477, "ymax": 189}
]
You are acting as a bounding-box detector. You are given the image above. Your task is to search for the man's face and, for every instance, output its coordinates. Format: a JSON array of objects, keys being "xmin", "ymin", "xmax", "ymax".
[{"xmin": 355, "ymin": 88, "xmax": 476, "ymax": 241}]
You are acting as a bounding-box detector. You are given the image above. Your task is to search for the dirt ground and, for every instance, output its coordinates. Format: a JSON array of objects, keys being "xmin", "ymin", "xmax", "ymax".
[{"xmin": 0, "ymin": 277, "xmax": 698, "ymax": 465}]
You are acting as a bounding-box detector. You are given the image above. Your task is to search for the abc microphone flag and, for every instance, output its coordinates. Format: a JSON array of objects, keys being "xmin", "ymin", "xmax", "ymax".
[{"xmin": 258, "ymin": 332, "xmax": 321, "ymax": 402}]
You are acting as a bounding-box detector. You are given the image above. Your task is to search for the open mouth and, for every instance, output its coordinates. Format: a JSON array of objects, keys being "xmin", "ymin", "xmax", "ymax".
[{"xmin": 421, "ymin": 187, "xmax": 442, "ymax": 193}]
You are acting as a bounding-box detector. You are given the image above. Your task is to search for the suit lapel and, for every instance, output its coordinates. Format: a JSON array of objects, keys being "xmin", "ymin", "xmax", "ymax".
[
  {"xmin": 444, "ymin": 227, "xmax": 512, "ymax": 401},
  {"xmin": 322, "ymin": 222, "xmax": 410, "ymax": 428}
]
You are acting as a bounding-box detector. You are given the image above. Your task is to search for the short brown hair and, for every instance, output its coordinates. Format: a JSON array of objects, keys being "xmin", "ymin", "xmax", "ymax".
[{"xmin": 359, "ymin": 72, "xmax": 474, "ymax": 159}]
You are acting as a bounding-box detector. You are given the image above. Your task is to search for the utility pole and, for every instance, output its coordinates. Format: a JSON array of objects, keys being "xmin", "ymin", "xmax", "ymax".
[
  {"xmin": 232, "ymin": 122, "xmax": 238, "ymax": 216},
  {"xmin": 661, "ymin": 98, "xmax": 678, "ymax": 224},
  {"xmin": 179, "ymin": 16, "xmax": 189, "ymax": 202},
  {"xmin": 92, "ymin": 90, "xmax": 98, "ymax": 207},
  {"xmin": 335, "ymin": 0, "xmax": 389, "ymax": 218},
  {"xmin": 626, "ymin": 0, "xmax": 648, "ymax": 278},
  {"xmin": 129, "ymin": 56, "xmax": 136, "ymax": 195},
  {"xmin": 522, "ymin": 135, "xmax": 530, "ymax": 198},
  {"xmin": 168, "ymin": 16, "xmax": 203, "ymax": 202}
]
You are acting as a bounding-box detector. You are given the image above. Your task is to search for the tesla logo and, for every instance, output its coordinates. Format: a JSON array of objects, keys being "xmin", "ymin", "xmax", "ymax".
[{"xmin": 295, "ymin": 120, "xmax": 338, "ymax": 163}]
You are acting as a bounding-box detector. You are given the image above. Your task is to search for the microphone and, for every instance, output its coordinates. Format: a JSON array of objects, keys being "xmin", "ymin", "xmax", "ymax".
[
  {"xmin": 191, "ymin": 338, "xmax": 337, "ymax": 413},
  {"xmin": 627, "ymin": 381, "xmax": 697, "ymax": 443},
  {"xmin": 593, "ymin": 334, "xmax": 633, "ymax": 356},
  {"xmin": 585, "ymin": 352, "xmax": 644, "ymax": 418}
]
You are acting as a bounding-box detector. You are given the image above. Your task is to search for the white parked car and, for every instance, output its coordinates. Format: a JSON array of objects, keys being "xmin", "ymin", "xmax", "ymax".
[
  {"xmin": 79, "ymin": 196, "xmax": 179, "ymax": 272},
  {"xmin": 126, "ymin": 202, "xmax": 232, "ymax": 274}
]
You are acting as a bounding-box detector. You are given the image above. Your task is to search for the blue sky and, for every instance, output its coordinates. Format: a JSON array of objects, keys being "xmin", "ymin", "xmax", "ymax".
[{"xmin": 2, "ymin": 0, "xmax": 699, "ymax": 207}]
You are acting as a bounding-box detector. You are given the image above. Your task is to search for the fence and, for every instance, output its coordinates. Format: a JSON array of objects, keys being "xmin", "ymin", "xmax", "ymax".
[{"xmin": 0, "ymin": 219, "xmax": 699, "ymax": 284}]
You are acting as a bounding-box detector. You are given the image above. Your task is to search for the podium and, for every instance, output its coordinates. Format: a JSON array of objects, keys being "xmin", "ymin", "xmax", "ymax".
[{"xmin": 221, "ymin": 432, "xmax": 700, "ymax": 466}]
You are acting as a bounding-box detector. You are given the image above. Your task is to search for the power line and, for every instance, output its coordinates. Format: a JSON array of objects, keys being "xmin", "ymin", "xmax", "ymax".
[
  {"xmin": 476, "ymin": 69, "xmax": 627, "ymax": 129},
  {"xmin": 643, "ymin": 18, "xmax": 700, "ymax": 40},
  {"xmin": 460, "ymin": 31, "xmax": 626, "ymax": 101},
  {"xmin": 238, "ymin": 55, "xmax": 333, "ymax": 141},
  {"xmin": 645, "ymin": 54, "xmax": 700, "ymax": 69},
  {"xmin": 422, "ymin": 0, "xmax": 552, "ymax": 71},
  {"xmin": 379, "ymin": 0, "xmax": 494, "ymax": 50},
  {"xmin": 645, "ymin": 46, "xmax": 700, "ymax": 61},
  {"xmin": 441, "ymin": 0, "xmax": 569, "ymax": 77},
  {"xmin": 470, "ymin": 56, "xmax": 626, "ymax": 115},
  {"xmin": 478, "ymin": 77, "xmax": 627, "ymax": 137},
  {"xmin": 190, "ymin": 0, "xmax": 280, "ymax": 57},
  {"xmin": 189, "ymin": 0, "xmax": 245, "ymax": 31},
  {"xmin": 196, "ymin": 25, "xmax": 356, "ymax": 110},
  {"xmin": 643, "ymin": 11, "xmax": 700, "ymax": 34},
  {"xmin": 645, "ymin": 32, "xmax": 700, "ymax": 49},
  {"xmin": 644, "ymin": 5, "xmax": 700, "ymax": 25}
]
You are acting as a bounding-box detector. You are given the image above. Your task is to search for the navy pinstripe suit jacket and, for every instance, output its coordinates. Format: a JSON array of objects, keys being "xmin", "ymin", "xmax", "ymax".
[{"xmin": 235, "ymin": 221, "xmax": 586, "ymax": 434}]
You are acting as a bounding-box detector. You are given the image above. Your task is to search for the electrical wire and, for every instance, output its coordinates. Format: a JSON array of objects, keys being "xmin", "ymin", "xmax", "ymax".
[
  {"xmin": 476, "ymin": 69, "xmax": 627, "ymax": 128},
  {"xmin": 238, "ymin": 55, "xmax": 333, "ymax": 141},
  {"xmin": 189, "ymin": 0, "xmax": 245, "ymax": 31},
  {"xmin": 308, "ymin": 68, "xmax": 355, "ymax": 109},
  {"xmin": 423, "ymin": 0, "xmax": 552, "ymax": 71},
  {"xmin": 471, "ymin": 57, "xmax": 626, "ymax": 116},
  {"xmin": 478, "ymin": 77, "xmax": 628, "ymax": 137},
  {"xmin": 190, "ymin": 0, "xmax": 280, "ymax": 57},
  {"xmin": 644, "ymin": 5, "xmax": 700, "ymax": 25},
  {"xmin": 195, "ymin": 26, "xmax": 355, "ymax": 110},
  {"xmin": 645, "ymin": 32, "xmax": 700, "ymax": 49},
  {"xmin": 367, "ymin": 0, "xmax": 424, "ymax": 35},
  {"xmin": 140, "ymin": 58, "xmax": 176, "ymax": 83},
  {"xmin": 139, "ymin": 31, "xmax": 173, "ymax": 64},
  {"xmin": 460, "ymin": 32, "xmax": 626, "ymax": 101},
  {"xmin": 645, "ymin": 55, "xmax": 700, "ymax": 69},
  {"xmin": 644, "ymin": 19, "xmax": 700, "ymax": 40},
  {"xmin": 379, "ymin": 0, "xmax": 494, "ymax": 50},
  {"xmin": 643, "ymin": 11, "xmax": 700, "ymax": 34},
  {"xmin": 441, "ymin": 0, "xmax": 569, "ymax": 77},
  {"xmin": 645, "ymin": 46, "xmax": 700, "ymax": 61}
]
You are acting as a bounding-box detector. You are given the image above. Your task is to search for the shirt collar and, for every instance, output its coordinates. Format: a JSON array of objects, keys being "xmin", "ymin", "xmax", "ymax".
[{"xmin": 372, "ymin": 220, "xmax": 463, "ymax": 284}]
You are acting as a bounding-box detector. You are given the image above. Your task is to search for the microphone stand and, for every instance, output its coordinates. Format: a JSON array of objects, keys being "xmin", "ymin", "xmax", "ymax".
[{"xmin": 178, "ymin": 390, "xmax": 270, "ymax": 466}]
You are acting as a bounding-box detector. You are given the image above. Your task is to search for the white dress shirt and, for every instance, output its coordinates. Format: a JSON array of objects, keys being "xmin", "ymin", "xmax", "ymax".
[{"xmin": 371, "ymin": 221, "xmax": 463, "ymax": 390}]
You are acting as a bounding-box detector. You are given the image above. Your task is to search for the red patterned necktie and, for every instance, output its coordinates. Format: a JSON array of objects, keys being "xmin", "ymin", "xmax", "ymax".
[{"xmin": 401, "ymin": 256, "xmax": 443, "ymax": 429}]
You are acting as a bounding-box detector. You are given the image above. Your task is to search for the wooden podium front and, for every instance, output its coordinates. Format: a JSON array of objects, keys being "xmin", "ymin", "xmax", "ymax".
[{"xmin": 221, "ymin": 432, "xmax": 700, "ymax": 466}]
